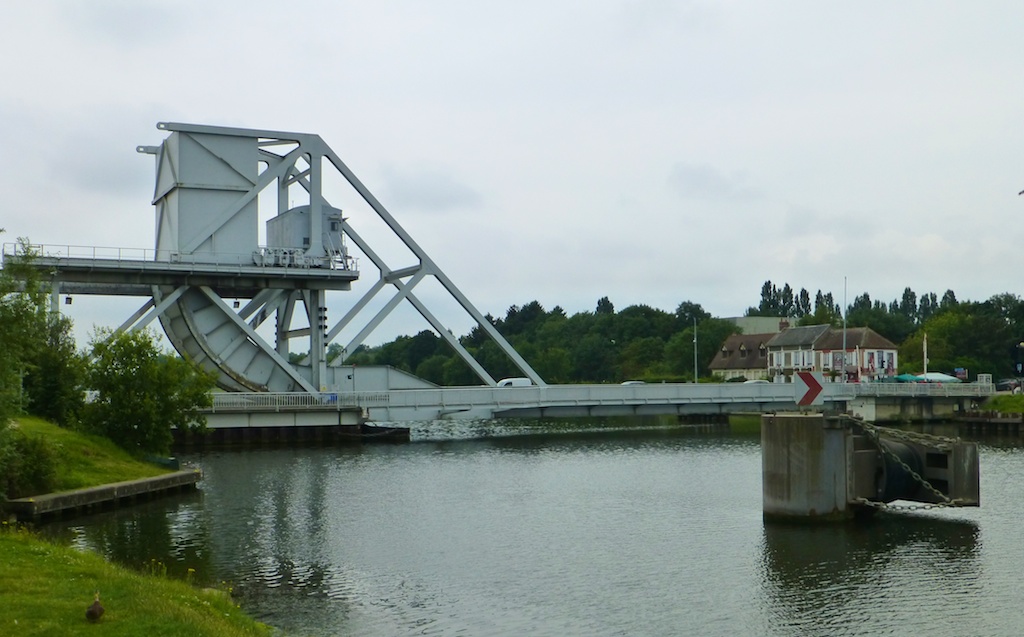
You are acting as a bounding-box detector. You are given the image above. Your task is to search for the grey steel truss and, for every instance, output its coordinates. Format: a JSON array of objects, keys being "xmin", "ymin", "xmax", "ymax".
[{"xmin": 21, "ymin": 122, "xmax": 544, "ymax": 393}]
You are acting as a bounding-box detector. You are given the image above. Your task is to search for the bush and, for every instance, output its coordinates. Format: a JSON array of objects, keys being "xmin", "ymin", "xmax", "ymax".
[
  {"xmin": 1, "ymin": 430, "xmax": 57, "ymax": 499},
  {"xmin": 82, "ymin": 328, "xmax": 215, "ymax": 455}
]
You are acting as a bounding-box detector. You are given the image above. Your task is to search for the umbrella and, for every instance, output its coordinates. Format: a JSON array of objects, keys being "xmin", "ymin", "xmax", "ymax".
[{"xmin": 915, "ymin": 372, "xmax": 962, "ymax": 383}]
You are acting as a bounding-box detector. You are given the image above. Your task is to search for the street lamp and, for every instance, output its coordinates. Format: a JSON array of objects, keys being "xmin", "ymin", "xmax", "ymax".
[{"xmin": 693, "ymin": 317, "xmax": 698, "ymax": 383}]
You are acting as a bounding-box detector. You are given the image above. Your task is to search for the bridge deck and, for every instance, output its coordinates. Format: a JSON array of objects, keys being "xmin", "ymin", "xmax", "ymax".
[{"xmin": 205, "ymin": 382, "xmax": 994, "ymax": 422}]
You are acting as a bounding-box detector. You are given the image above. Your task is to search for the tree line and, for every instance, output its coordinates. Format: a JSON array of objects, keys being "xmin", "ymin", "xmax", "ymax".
[
  {"xmin": 337, "ymin": 297, "xmax": 737, "ymax": 385},
  {"xmin": 343, "ymin": 280, "xmax": 1024, "ymax": 385}
]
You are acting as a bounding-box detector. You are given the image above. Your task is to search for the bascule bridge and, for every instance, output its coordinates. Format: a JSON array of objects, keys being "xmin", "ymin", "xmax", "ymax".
[{"xmin": 15, "ymin": 122, "xmax": 543, "ymax": 394}]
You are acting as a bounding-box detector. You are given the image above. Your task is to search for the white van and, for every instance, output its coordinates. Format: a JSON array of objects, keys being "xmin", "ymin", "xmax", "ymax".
[{"xmin": 496, "ymin": 377, "xmax": 533, "ymax": 387}]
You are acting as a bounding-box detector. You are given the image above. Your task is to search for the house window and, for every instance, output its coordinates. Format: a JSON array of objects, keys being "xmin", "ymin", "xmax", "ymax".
[{"xmin": 739, "ymin": 344, "xmax": 748, "ymax": 359}]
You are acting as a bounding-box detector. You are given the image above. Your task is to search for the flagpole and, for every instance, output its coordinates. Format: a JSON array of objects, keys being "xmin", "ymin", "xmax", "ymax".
[
  {"xmin": 923, "ymin": 332, "xmax": 929, "ymax": 378},
  {"xmin": 842, "ymin": 276, "xmax": 847, "ymax": 383}
]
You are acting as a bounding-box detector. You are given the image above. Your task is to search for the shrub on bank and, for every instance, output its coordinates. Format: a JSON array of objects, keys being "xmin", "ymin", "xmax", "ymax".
[{"xmin": 1, "ymin": 429, "xmax": 56, "ymax": 499}]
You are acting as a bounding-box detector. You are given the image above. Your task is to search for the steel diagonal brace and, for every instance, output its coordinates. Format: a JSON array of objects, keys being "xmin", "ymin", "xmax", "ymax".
[
  {"xmin": 325, "ymin": 278, "xmax": 387, "ymax": 363},
  {"xmin": 241, "ymin": 289, "xmax": 288, "ymax": 327},
  {"xmin": 187, "ymin": 134, "xmax": 258, "ymax": 187},
  {"xmin": 118, "ymin": 286, "xmax": 188, "ymax": 332},
  {"xmin": 405, "ymin": 291, "xmax": 496, "ymax": 385},
  {"xmin": 324, "ymin": 150, "xmax": 544, "ymax": 385},
  {"xmin": 198, "ymin": 286, "xmax": 317, "ymax": 393},
  {"xmin": 323, "ymin": 220, "xmax": 403, "ymax": 345},
  {"xmin": 340, "ymin": 269, "xmax": 429, "ymax": 359}
]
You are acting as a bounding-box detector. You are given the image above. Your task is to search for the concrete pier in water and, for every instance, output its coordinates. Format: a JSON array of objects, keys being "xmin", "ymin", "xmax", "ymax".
[{"xmin": 761, "ymin": 413, "xmax": 980, "ymax": 522}]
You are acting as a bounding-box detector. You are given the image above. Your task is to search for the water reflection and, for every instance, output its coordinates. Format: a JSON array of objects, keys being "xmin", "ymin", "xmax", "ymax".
[
  {"xmin": 45, "ymin": 491, "xmax": 212, "ymax": 581},
  {"xmin": 760, "ymin": 514, "xmax": 981, "ymax": 636}
]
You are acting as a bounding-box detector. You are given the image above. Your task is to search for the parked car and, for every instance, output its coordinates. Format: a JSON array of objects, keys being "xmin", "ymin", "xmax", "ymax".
[{"xmin": 995, "ymin": 378, "xmax": 1019, "ymax": 392}]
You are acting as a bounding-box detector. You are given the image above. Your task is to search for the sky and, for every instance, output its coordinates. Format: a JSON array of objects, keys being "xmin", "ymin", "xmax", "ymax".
[{"xmin": 3, "ymin": 1, "xmax": 1024, "ymax": 348}]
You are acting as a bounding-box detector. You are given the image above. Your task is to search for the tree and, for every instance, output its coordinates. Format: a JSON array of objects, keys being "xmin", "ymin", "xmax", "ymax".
[
  {"xmin": 22, "ymin": 312, "xmax": 86, "ymax": 426},
  {"xmin": 898, "ymin": 287, "xmax": 917, "ymax": 322},
  {"xmin": 918, "ymin": 292, "xmax": 938, "ymax": 324},
  {"xmin": 795, "ymin": 288, "xmax": 811, "ymax": 318},
  {"xmin": 616, "ymin": 304, "xmax": 675, "ymax": 342},
  {"xmin": 619, "ymin": 337, "xmax": 665, "ymax": 380},
  {"xmin": 534, "ymin": 346, "xmax": 572, "ymax": 383},
  {"xmin": 675, "ymin": 301, "xmax": 711, "ymax": 330},
  {"xmin": 82, "ymin": 329, "xmax": 215, "ymax": 455},
  {"xmin": 0, "ymin": 237, "xmax": 48, "ymax": 426},
  {"xmin": 751, "ymin": 280, "xmax": 781, "ymax": 316},
  {"xmin": 0, "ymin": 235, "xmax": 40, "ymax": 493},
  {"xmin": 780, "ymin": 284, "xmax": 795, "ymax": 317},
  {"xmin": 900, "ymin": 302, "xmax": 1013, "ymax": 378},
  {"xmin": 665, "ymin": 318, "xmax": 739, "ymax": 380},
  {"xmin": 595, "ymin": 296, "xmax": 615, "ymax": 315},
  {"xmin": 940, "ymin": 289, "xmax": 958, "ymax": 310},
  {"xmin": 573, "ymin": 334, "xmax": 616, "ymax": 382},
  {"xmin": 414, "ymin": 355, "xmax": 448, "ymax": 385}
]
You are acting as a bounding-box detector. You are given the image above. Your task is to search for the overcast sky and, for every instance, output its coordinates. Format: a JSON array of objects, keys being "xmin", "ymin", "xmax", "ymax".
[{"xmin": 3, "ymin": 1, "xmax": 1024, "ymax": 347}]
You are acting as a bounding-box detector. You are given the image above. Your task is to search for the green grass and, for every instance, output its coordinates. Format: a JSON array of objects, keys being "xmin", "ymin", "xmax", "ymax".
[
  {"xmin": 12, "ymin": 416, "xmax": 169, "ymax": 492},
  {"xmin": 982, "ymin": 394, "xmax": 1024, "ymax": 414},
  {"xmin": 0, "ymin": 524, "xmax": 270, "ymax": 637}
]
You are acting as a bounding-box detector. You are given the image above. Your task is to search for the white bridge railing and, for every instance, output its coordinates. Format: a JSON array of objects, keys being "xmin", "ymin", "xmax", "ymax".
[
  {"xmin": 2, "ymin": 242, "xmax": 359, "ymax": 273},
  {"xmin": 209, "ymin": 391, "xmax": 390, "ymax": 412}
]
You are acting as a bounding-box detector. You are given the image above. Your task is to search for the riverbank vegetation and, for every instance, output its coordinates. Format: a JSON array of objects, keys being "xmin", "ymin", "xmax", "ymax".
[
  {"xmin": 981, "ymin": 394, "xmax": 1024, "ymax": 414},
  {"xmin": 0, "ymin": 525, "xmax": 269, "ymax": 636},
  {"xmin": 0, "ymin": 236, "xmax": 213, "ymax": 500},
  {"xmin": 7, "ymin": 417, "xmax": 170, "ymax": 498}
]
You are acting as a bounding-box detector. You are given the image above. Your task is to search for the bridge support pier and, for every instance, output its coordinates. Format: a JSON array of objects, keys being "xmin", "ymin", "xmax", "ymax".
[
  {"xmin": 761, "ymin": 413, "xmax": 980, "ymax": 522},
  {"xmin": 762, "ymin": 413, "xmax": 853, "ymax": 522}
]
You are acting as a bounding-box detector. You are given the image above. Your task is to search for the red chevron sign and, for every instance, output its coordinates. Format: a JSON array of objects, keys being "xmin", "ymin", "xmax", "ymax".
[{"xmin": 795, "ymin": 371, "xmax": 824, "ymax": 406}]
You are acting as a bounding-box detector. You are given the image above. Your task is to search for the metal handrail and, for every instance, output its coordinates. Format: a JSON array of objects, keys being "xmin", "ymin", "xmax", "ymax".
[
  {"xmin": 209, "ymin": 391, "xmax": 390, "ymax": 412},
  {"xmin": 2, "ymin": 242, "xmax": 359, "ymax": 272}
]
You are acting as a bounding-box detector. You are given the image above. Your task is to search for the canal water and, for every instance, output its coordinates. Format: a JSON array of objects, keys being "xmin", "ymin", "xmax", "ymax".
[{"xmin": 43, "ymin": 420, "xmax": 1024, "ymax": 636}]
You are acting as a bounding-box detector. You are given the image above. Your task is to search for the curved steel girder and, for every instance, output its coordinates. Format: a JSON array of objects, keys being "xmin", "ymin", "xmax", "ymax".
[{"xmin": 154, "ymin": 286, "xmax": 316, "ymax": 393}]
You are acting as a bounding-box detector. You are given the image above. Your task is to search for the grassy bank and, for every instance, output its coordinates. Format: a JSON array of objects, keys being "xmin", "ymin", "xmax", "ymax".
[
  {"xmin": 1, "ymin": 419, "xmax": 271, "ymax": 635},
  {"xmin": 983, "ymin": 394, "xmax": 1024, "ymax": 414},
  {"xmin": 0, "ymin": 525, "xmax": 269, "ymax": 636},
  {"xmin": 12, "ymin": 416, "xmax": 169, "ymax": 492}
]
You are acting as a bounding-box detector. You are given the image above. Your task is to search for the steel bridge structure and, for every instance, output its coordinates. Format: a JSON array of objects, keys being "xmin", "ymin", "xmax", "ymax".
[{"xmin": 6, "ymin": 122, "xmax": 542, "ymax": 394}]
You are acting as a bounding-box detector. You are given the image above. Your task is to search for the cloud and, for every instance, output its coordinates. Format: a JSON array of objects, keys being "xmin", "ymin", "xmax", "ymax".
[
  {"xmin": 62, "ymin": 1, "xmax": 187, "ymax": 47},
  {"xmin": 667, "ymin": 162, "xmax": 760, "ymax": 201},
  {"xmin": 378, "ymin": 163, "xmax": 484, "ymax": 213}
]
